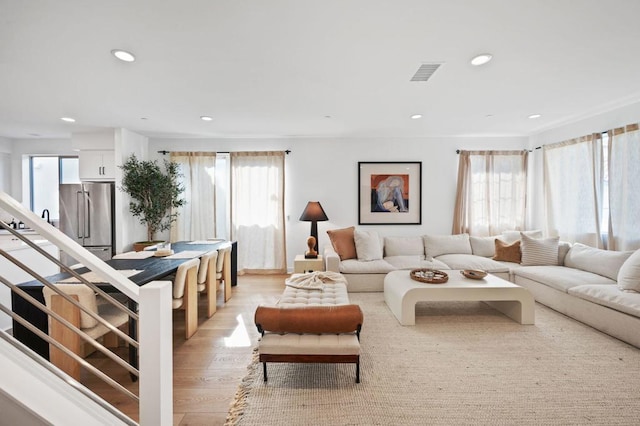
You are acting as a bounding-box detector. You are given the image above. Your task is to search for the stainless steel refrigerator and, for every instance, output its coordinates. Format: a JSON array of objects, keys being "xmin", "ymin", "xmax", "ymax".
[{"xmin": 59, "ymin": 182, "xmax": 115, "ymax": 266}]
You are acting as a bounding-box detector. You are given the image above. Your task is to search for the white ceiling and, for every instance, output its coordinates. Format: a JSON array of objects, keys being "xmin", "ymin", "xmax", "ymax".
[{"xmin": 2, "ymin": 0, "xmax": 640, "ymax": 140}]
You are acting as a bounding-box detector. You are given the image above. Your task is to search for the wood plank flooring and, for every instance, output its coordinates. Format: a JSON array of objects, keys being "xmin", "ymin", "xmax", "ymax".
[{"xmin": 83, "ymin": 274, "xmax": 287, "ymax": 425}]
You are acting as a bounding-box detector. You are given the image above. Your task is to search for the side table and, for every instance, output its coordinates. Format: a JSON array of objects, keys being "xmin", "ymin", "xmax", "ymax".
[{"xmin": 294, "ymin": 255, "xmax": 324, "ymax": 273}]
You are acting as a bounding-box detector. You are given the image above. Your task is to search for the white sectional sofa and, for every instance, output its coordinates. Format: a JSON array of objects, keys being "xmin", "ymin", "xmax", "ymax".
[{"xmin": 324, "ymin": 227, "xmax": 640, "ymax": 348}]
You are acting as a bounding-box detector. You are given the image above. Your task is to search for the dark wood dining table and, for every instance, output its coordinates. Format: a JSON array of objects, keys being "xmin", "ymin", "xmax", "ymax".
[{"xmin": 11, "ymin": 240, "xmax": 237, "ymax": 364}]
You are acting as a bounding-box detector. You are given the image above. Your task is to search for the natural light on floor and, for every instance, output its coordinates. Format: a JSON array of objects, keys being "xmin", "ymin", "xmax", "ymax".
[{"xmin": 224, "ymin": 314, "xmax": 251, "ymax": 347}]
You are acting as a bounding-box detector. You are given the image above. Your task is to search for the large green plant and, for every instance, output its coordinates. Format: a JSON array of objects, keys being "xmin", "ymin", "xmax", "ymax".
[{"xmin": 119, "ymin": 154, "xmax": 186, "ymax": 242}]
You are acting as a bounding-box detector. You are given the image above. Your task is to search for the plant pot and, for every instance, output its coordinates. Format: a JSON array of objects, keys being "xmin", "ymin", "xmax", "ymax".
[{"xmin": 133, "ymin": 241, "xmax": 164, "ymax": 252}]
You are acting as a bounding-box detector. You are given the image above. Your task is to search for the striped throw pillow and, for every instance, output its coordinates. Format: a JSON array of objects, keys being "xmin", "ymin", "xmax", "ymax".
[{"xmin": 520, "ymin": 233, "xmax": 559, "ymax": 266}]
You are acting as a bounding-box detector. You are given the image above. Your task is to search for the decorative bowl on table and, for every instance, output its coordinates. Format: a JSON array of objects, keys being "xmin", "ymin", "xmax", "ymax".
[
  {"xmin": 460, "ymin": 269, "xmax": 488, "ymax": 280},
  {"xmin": 410, "ymin": 268, "xmax": 449, "ymax": 284}
]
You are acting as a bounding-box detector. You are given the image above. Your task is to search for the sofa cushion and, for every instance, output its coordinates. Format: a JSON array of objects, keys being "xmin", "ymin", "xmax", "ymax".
[
  {"xmin": 520, "ymin": 234, "xmax": 559, "ymax": 266},
  {"xmin": 513, "ymin": 265, "xmax": 615, "ymax": 293},
  {"xmin": 384, "ymin": 255, "xmax": 450, "ymax": 271},
  {"xmin": 493, "ymin": 239, "xmax": 521, "ymax": 263},
  {"xmin": 470, "ymin": 236, "xmax": 501, "ymax": 257},
  {"xmin": 423, "ymin": 233, "xmax": 472, "ymax": 258},
  {"xmin": 279, "ymin": 283, "xmax": 350, "ymax": 306},
  {"xmin": 569, "ymin": 285, "xmax": 640, "ymax": 319},
  {"xmin": 563, "ymin": 243, "xmax": 632, "ymax": 281},
  {"xmin": 558, "ymin": 241, "xmax": 572, "ymax": 265},
  {"xmin": 617, "ymin": 249, "xmax": 640, "ymax": 293},
  {"xmin": 327, "ymin": 227, "xmax": 357, "ymax": 260},
  {"xmin": 435, "ymin": 254, "xmax": 509, "ymax": 273},
  {"xmin": 339, "ymin": 258, "xmax": 396, "ymax": 274},
  {"xmin": 384, "ymin": 236, "xmax": 424, "ymax": 257},
  {"xmin": 259, "ymin": 333, "xmax": 361, "ymax": 356},
  {"xmin": 501, "ymin": 229, "xmax": 543, "ymax": 244},
  {"xmin": 354, "ymin": 229, "xmax": 383, "ymax": 261}
]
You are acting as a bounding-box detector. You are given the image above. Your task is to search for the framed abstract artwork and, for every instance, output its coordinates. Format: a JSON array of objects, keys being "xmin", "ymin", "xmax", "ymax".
[{"xmin": 358, "ymin": 161, "xmax": 422, "ymax": 225}]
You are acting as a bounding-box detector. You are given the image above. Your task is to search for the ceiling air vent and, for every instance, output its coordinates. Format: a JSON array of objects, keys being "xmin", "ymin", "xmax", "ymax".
[{"xmin": 410, "ymin": 63, "xmax": 442, "ymax": 82}]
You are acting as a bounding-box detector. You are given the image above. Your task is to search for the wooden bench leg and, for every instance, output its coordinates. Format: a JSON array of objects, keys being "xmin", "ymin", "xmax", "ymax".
[
  {"xmin": 263, "ymin": 362, "xmax": 268, "ymax": 382},
  {"xmin": 356, "ymin": 359, "xmax": 360, "ymax": 383}
]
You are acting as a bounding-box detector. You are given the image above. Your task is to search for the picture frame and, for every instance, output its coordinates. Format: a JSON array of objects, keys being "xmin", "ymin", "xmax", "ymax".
[{"xmin": 358, "ymin": 161, "xmax": 422, "ymax": 225}]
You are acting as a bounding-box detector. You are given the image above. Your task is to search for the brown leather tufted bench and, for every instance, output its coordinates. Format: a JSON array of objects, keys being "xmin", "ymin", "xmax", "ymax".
[{"xmin": 254, "ymin": 304, "xmax": 364, "ymax": 383}]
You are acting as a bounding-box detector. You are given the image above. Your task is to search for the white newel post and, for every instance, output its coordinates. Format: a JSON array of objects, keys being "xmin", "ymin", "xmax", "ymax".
[{"xmin": 138, "ymin": 280, "xmax": 173, "ymax": 425}]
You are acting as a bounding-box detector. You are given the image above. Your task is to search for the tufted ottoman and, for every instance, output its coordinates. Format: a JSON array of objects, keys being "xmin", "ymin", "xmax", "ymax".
[
  {"xmin": 278, "ymin": 280, "xmax": 350, "ymax": 307},
  {"xmin": 254, "ymin": 273, "xmax": 363, "ymax": 383}
]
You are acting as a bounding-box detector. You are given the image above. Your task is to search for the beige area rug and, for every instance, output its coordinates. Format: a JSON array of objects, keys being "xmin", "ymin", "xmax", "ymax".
[{"xmin": 226, "ymin": 293, "xmax": 640, "ymax": 425}]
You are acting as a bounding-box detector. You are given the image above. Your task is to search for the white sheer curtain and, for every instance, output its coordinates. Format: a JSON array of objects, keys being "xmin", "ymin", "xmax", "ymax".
[
  {"xmin": 452, "ymin": 150, "xmax": 528, "ymax": 236},
  {"xmin": 170, "ymin": 152, "xmax": 216, "ymax": 241},
  {"xmin": 608, "ymin": 123, "xmax": 640, "ymax": 250},
  {"xmin": 543, "ymin": 134, "xmax": 603, "ymax": 247},
  {"xmin": 230, "ymin": 151, "xmax": 286, "ymax": 274}
]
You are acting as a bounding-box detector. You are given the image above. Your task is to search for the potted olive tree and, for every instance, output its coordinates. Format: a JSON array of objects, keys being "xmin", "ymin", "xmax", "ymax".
[{"xmin": 119, "ymin": 154, "xmax": 186, "ymax": 250}]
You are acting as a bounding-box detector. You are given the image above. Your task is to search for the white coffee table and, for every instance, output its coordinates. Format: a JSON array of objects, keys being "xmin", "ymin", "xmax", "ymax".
[{"xmin": 384, "ymin": 270, "xmax": 535, "ymax": 326}]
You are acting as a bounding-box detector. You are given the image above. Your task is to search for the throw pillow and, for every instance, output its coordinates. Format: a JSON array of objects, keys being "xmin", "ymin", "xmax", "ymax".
[
  {"xmin": 384, "ymin": 236, "xmax": 424, "ymax": 257},
  {"xmin": 617, "ymin": 249, "xmax": 640, "ymax": 293},
  {"xmin": 326, "ymin": 227, "xmax": 357, "ymax": 260},
  {"xmin": 470, "ymin": 235, "xmax": 501, "ymax": 257},
  {"xmin": 354, "ymin": 229, "xmax": 383, "ymax": 261},
  {"xmin": 520, "ymin": 233, "xmax": 559, "ymax": 266},
  {"xmin": 423, "ymin": 233, "xmax": 472, "ymax": 258},
  {"xmin": 564, "ymin": 243, "xmax": 633, "ymax": 281},
  {"xmin": 493, "ymin": 239, "xmax": 521, "ymax": 263}
]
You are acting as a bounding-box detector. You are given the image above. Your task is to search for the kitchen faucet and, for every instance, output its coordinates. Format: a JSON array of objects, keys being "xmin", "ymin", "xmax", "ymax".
[{"xmin": 41, "ymin": 209, "xmax": 50, "ymax": 224}]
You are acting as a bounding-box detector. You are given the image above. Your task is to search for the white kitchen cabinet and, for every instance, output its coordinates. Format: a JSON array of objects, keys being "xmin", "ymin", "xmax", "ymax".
[
  {"xmin": 0, "ymin": 242, "xmax": 59, "ymax": 330},
  {"xmin": 79, "ymin": 150, "xmax": 115, "ymax": 181}
]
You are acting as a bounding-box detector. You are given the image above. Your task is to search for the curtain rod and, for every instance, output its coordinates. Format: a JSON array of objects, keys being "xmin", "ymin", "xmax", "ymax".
[
  {"xmin": 455, "ymin": 147, "xmax": 541, "ymax": 154},
  {"xmin": 157, "ymin": 149, "xmax": 291, "ymax": 155}
]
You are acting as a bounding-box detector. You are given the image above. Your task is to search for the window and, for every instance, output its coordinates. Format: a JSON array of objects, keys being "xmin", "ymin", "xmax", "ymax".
[
  {"xmin": 544, "ymin": 125, "xmax": 640, "ymax": 250},
  {"xmin": 453, "ymin": 150, "xmax": 528, "ymax": 236},
  {"xmin": 30, "ymin": 156, "xmax": 79, "ymax": 220}
]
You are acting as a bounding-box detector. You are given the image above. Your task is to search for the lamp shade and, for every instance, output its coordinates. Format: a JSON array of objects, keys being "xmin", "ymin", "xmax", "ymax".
[
  {"xmin": 299, "ymin": 202, "xmax": 328, "ymax": 257},
  {"xmin": 299, "ymin": 201, "xmax": 329, "ymax": 222}
]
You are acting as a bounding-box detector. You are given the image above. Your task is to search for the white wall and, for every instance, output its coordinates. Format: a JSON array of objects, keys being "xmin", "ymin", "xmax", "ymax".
[
  {"xmin": 528, "ymin": 100, "xmax": 640, "ymax": 231},
  {"xmin": 115, "ymin": 129, "xmax": 149, "ymax": 252},
  {"xmin": 0, "ymin": 138, "xmax": 11, "ymax": 200},
  {"xmin": 150, "ymin": 136, "xmax": 527, "ymax": 269}
]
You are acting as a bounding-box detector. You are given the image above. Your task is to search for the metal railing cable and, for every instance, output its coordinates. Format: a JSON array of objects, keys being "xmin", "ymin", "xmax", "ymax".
[
  {"xmin": 0, "ymin": 248, "xmax": 138, "ymax": 350},
  {"xmin": 0, "ymin": 329, "xmax": 138, "ymax": 426},
  {"xmin": 0, "ymin": 222, "xmax": 141, "ymax": 404},
  {"xmin": 0, "ymin": 299, "xmax": 138, "ymax": 402},
  {"xmin": 0, "ymin": 222, "xmax": 139, "ymax": 321}
]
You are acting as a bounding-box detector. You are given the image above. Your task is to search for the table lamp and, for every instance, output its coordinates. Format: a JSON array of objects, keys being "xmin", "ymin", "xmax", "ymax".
[{"xmin": 299, "ymin": 201, "xmax": 329, "ymax": 258}]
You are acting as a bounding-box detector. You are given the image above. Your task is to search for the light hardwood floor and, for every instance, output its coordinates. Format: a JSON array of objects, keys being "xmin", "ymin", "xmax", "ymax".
[{"xmin": 83, "ymin": 274, "xmax": 287, "ymax": 425}]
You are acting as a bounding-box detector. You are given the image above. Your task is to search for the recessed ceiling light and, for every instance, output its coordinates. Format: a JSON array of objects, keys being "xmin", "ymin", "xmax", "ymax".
[
  {"xmin": 60, "ymin": 117, "xmax": 76, "ymax": 123},
  {"xmin": 200, "ymin": 116, "xmax": 213, "ymax": 121},
  {"xmin": 470, "ymin": 53, "xmax": 493, "ymax": 66},
  {"xmin": 410, "ymin": 114, "xmax": 423, "ymax": 119},
  {"xmin": 111, "ymin": 49, "xmax": 136, "ymax": 62},
  {"xmin": 528, "ymin": 114, "xmax": 542, "ymax": 119}
]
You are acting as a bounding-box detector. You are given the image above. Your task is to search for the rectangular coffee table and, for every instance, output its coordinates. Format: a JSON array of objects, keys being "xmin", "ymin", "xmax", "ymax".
[{"xmin": 384, "ymin": 270, "xmax": 535, "ymax": 326}]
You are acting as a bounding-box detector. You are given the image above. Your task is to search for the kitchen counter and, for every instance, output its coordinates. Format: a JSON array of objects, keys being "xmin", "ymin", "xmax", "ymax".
[
  {"xmin": 0, "ymin": 239, "xmax": 59, "ymax": 331},
  {"xmin": 0, "ymin": 239, "xmax": 53, "ymax": 252},
  {"xmin": 0, "ymin": 229, "xmax": 38, "ymax": 235}
]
